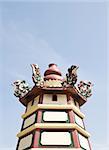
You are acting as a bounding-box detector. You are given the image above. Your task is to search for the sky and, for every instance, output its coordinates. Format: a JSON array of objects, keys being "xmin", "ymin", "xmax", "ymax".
[{"xmin": 0, "ymin": 0, "xmax": 109, "ymax": 150}]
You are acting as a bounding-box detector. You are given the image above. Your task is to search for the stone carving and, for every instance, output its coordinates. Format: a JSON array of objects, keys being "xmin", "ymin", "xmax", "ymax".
[
  {"xmin": 66, "ymin": 65, "xmax": 79, "ymax": 86},
  {"xmin": 31, "ymin": 64, "xmax": 43, "ymax": 86},
  {"xmin": 78, "ymin": 80, "xmax": 93, "ymax": 98},
  {"xmin": 12, "ymin": 80, "xmax": 31, "ymax": 98}
]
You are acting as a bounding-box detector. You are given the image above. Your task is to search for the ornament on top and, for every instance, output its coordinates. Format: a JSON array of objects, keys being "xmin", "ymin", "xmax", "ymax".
[
  {"xmin": 12, "ymin": 80, "xmax": 31, "ymax": 98},
  {"xmin": 31, "ymin": 64, "xmax": 43, "ymax": 86},
  {"xmin": 77, "ymin": 80, "xmax": 93, "ymax": 98},
  {"xmin": 12, "ymin": 63, "xmax": 93, "ymax": 100},
  {"xmin": 66, "ymin": 65, "xmax": 79, "ymax": 86}
]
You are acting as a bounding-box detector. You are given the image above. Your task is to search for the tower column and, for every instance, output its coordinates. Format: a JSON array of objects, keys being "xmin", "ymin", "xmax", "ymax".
[
  {"xmin": 33, "ymin": 110, "xmax": 42, "ymax": 148},
  {"xmin": 72, "ymin": 130, "xmax": 80, "ymax": 148},
  {"xmin": 33, "ymin": 129, "xmax": 40, "ymax": 148}
]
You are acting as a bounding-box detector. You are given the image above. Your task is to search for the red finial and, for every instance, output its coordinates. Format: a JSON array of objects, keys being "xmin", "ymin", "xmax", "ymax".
[{"xmin": 44, "ymin": 63, "xmax": 63, "ymax": 81}]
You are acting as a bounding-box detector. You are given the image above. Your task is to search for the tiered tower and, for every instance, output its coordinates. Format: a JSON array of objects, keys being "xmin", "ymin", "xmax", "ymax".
[{"xmin": 13, "ymin": 63, "xmax": 93, "ymax": 150}]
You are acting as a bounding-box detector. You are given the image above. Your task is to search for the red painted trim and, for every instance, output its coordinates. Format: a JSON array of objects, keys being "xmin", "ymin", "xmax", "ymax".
[
  {"xmin": 72, "ymin": 130, "xmax": 80, "ymax": 148},
  {"xmin": 37, "ymin": 110, "xmax": 42, "ymax": 123},
  {"xmin": 33, "ymin": 129, "xmax": 40, "ymax": 148},
  {"xmin": 33, "ymin": 110, "xmax": 43, "ymax": 147},
  {"xmin": 44, "ymin": 74, "xmax": 63, "ymax": 81},
  {"xmin": 68, "ymin": 110, "xmax": 75, "ymax": 123}
]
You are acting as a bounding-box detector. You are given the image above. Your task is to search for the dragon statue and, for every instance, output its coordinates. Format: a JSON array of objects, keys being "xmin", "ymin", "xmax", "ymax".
[
  {"xmin": 66, "ymin": 65, "xmax": 79, "ymax": 86},
  {"xmin": 12, "ymin": 80, "xmax": 31, "ymax": 98},
  {"xmin": 31, "ymin": 64, "xmax": 43, "ymax": 86},
  {"xmin": 78, "ymin": 80, "xmax": 93, "ymax": 98}
]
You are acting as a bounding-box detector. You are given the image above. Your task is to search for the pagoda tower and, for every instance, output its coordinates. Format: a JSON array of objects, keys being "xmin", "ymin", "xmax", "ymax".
[{"xmin": 13, "ymin": 63, "xmax": 93, "ymax": 150}]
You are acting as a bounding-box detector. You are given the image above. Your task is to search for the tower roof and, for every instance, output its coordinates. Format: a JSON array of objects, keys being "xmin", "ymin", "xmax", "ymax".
[
  {"xmin": 44, "ymin": 63, "xmax": 64, "ymax": 81},
  {"xmin": 13, "ymin": 63, "xmax": 92, "ymax": 107}
]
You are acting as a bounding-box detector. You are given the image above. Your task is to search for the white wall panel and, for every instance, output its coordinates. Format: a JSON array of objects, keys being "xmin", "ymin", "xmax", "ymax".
[
  {"xmin": 41, "ymin": 132, "xmax": 71, "ymax": 145},
  {"xmin": 75, "ymin": 114, "xmax": 84, "ymax": 128},
  {"xmin": 57, "ymin": 94, "xmax": 67, "ymax": 104},
  {"xmin": 78, "ymin": 133, "xmax": 90, "ymax": 150},
  {"xmin": 23, "ymin": 114, "xmax": 36, "ymax": 129},
  {"xmin": 43, "ymin": 94, "xmax": 52, "ymax": 104},
  {"xmin": 18, "ymin": 134, "xmax": 33, "ymax": 150},
  {"xmin": 43, "ymin": 111, "xmax": 68, "ymax": 122}
]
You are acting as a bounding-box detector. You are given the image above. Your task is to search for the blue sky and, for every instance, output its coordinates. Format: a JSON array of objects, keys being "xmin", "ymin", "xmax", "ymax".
[{"xmin": 0, "ymin": 1, "xmax": 109, "ymax": 150}]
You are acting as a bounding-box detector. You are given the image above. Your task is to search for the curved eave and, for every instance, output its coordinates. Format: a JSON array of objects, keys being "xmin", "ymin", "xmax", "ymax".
[
  {"xmin": 19, "ymin": 86, "xmax": 42, "ymax": 106},
  {"xmin": 19, "ymin": 86, "xmax": 87, "ymax": 107},
  {"xmin": 67, "ymin": 87, "xmax": 87, "ymax": 106}
]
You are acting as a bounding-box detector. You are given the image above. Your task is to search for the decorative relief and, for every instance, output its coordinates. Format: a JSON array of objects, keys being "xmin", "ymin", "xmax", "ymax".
[
  {"xmin": 44, "ymin": 79, "xmax": 62, "ymax": 87},
  {"xmin": 31, "ymin": 64, "xmax": 43, "ymax": 86},
  {"xmin": 12, "ymin": 80, "xmax": 31, "ymax": 98},
  {"xmin": 78, "ymin": 81, "xmax": 93, "ymax": 98},
  {"xmin": 65, "ymin": 65, "xmax": 79, "ymax": 86},
  {"xmin": 12, "ymin": 64, "xmax": 93, "ymax": 99}
]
